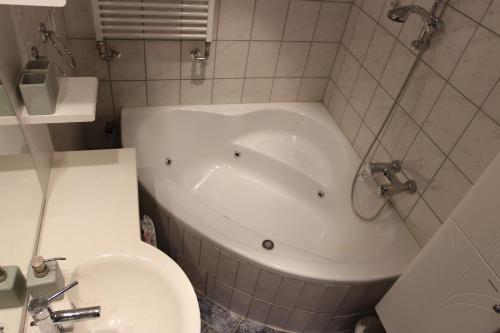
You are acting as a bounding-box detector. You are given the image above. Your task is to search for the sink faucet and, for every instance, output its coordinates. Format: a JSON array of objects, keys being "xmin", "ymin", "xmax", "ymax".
[
  {"xmin": 28, "ymin": 281, "xmax": 101, "ymax": 333},
  {"xmin": 367, "ymin": 160, "xmax": 417, "ymax": 199}
]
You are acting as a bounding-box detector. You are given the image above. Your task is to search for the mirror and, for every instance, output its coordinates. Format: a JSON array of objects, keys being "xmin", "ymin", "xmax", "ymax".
[{"xmin": 0, "ymin": 5, "xmax": 47, "ymax": 332}]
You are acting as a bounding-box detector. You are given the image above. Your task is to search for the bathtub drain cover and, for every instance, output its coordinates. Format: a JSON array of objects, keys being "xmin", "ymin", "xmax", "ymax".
[{"xmin": 262, "ymin": 239, "xmax": 274, "ymax": 251}]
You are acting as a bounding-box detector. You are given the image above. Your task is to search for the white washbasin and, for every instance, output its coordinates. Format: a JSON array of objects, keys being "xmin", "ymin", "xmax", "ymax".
[{"xmin": 64, "ymin": 243, "xmax": 200, "ymax": 333}]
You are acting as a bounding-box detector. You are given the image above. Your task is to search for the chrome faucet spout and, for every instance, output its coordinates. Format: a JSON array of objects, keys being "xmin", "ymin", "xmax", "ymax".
[{"xmin": 28, "ymin": 281, "xmax": 101, "ymax": 333}]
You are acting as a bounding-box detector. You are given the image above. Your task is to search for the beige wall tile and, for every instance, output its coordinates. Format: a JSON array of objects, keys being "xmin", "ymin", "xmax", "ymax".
[
  {"xmin": 423, "ymin": 159, "xmax": 473, "ymax": 221},
  {"xmin": 342, "ymin": 5, "xmax": 361, "ymax": 46},
  {"xmin": 111, "ymin": 81, "xmax": 147, "ymax": 114},
  {"xmin": 108, "ymin": 40, "xmax": 145, "ymax": 80},
  {"xmin": 217, "ymin": 0, "xmax": 255, "ymax": 40},
  {"xmin": 348, "ymin": 11, "xmax": 377, "ymax": 61},
  {"xmin": 180, "ymin": 79, "xmax": 213, "ymax": 105},
  {"xmin": 271, "ymin": 78, "xmax": 301, "ymax": 102},
  {"xmin": 283, "ymin": 0, "xmax": 321, "ymax": 41},
  {"xmin": 304, "ymin": 43, "xmax": 338, "ymax": 78},
  {"xmin": 349, "ymin": 68, "xmax": 378, "ymax": 117},
  {"xmin": 331, "ymin": 45, "xmax": 347, "ymax": 82},
  {"xmin": 213, "ymin": 79, "xmax": 244, "ymax": 104},
  {"xmin": 353, "ymin": 123, "xmax": 375, "ymax": 157},
  {"xmin": 251, "ymin": 0, "xmax": 289, "ymax": 41},
  {"xmin": 314, "ymin": 2, "xmax": 351, "ymax": 42},
  {"xmin": 214, "ymin": 41, "xmax": 249, "ymax": 78},
  {"xmin": 405, "ymin": 198, "xmax": 442, "ymax": 247},
  {"xmin": 276, "ymin": 42, "xmax": 310, "ymax": 77},
  {"xmin": 340, "ymin": 104, "xmax": 362, "ymax": 142},
  {"xmin": 380, "ymin": 107, "xmax": 420, "ymax": 159},
  {"xmin": 363, "ymin": 25, "xmax": 397, "ymax": 80},
  {"xmin": 400, "ymin": 61, "xmax": 446, "ymax": 126},
  {"xmin": 482, "ymin": 0, "xmax": 500, "ymax": 35},
  {"xmin": 482, "ymin": 80, "xmax": 500, "ymax": 124},
  {"xmin": 147, "ymin": 80, "xmax": 180, "ymax": 106},
  {"xmin": 242, "ymin": 78, "xmax": 273, "ymax": 103},
  {"xmin": 298, "ymin": 78, "xmax": 328, "ymax": 102},
  {"xmin": 364, "ymin": 86, "xmax": 394, "ymax": 133},
  {"xmin": 403, "ymin": 131, "xmax": 446, "ymax": 193},
  {"xmin": 145, "ymin": 41, "xmax": 181, "ymax": 80},
  {"xmin": 336, "ymin": 51, "xmax": 362, "ymax": 96},
  {"xmin": 327, "ymin": 86, "xmax": 348, "ymax": 123},
  {"xmin": 450, "ymin": 111, "xmax": 500, "ymax": 182},
  {"xmin": 380, "ymin": 42, "xmax": 417, "ymax": 98},
  {"xmin": 423, "ymin": 84, "xmax": 477, "ymax": 153},
  {"xmin": 450, "ymin": 26, "xmax": 500, "ymax": 106},
  {"xmin": 246, "ymin": 41, "xmax": 281, "ymax": 78},
  {"xmin": 449, "ymin": 0, "xmax": 493, "ymax": 21}
]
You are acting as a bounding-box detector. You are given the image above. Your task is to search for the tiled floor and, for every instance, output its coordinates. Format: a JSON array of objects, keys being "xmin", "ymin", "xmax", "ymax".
[{"xmin": 198, "ymin": 294, "xmax": 286, "ymax": 333}]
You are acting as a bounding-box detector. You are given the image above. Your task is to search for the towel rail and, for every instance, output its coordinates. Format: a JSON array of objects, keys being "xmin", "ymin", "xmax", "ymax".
[{"xmin": 90, "ymin": 0, "xmax": 215, "ymax": 62}]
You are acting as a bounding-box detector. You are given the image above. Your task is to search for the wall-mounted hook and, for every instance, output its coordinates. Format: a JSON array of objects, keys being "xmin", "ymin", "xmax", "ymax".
[{"xmin": 96, "ymin": 41, "xmax": 121, "ymax": 62}]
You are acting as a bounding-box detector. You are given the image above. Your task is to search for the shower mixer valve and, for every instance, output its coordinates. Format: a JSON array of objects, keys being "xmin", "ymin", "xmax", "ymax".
[{"xmin": 366, "ymin": 160, "xmax": 417, "ymax": 199}]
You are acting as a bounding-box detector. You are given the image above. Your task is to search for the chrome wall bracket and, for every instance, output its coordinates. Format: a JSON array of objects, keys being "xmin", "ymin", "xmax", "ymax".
[
  {"xmin": 190, "ymin": 42, "xmax": 211, "ymax": 63},
  {"xmin": 96, "ymin": 41, "xmax": 121, "ymax": 62}
]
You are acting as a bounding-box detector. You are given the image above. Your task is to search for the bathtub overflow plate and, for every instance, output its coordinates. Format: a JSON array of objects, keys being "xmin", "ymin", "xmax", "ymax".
[{"xmin": 262, "ymin": 239, "xmax": 274, "ymax": 251}]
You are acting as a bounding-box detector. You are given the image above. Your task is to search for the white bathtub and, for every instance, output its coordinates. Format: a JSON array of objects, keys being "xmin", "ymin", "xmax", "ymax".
[{"xmin": 122, "ymin": 102, "xmax": 419, "ymax": 283}]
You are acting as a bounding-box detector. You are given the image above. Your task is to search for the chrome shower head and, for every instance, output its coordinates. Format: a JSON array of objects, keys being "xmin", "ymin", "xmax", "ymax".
[
  {"xmin": 387, "ymin": 6, "xmax": 412, "ymax": 22},
  {"xmin": 386, "ymin": 4, "xmax": 443, "ymax": 50}
]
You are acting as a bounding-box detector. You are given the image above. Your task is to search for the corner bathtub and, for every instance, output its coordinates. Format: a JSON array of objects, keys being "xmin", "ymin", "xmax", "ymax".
[{"xmin": 122, "ymin": 102, "xmax": 419, "ymax": 332}]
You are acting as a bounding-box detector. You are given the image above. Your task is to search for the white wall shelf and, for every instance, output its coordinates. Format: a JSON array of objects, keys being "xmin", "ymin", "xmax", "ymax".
[
  {"xmin": 21, "ymin": 77, "xmax": 98, "ymax": 125},
  {"xmin": 0, "ymin": 0, "xmax": 66, "ymax": 6}
]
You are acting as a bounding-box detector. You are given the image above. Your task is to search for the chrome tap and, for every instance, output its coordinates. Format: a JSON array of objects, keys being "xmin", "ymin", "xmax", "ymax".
[
  {"xmin": 28, "ymin": 281, "xmax": 101, "ymax": 333},
  {"xmin": 387, "ymin": 0, "xmax": 443, "ymax": 50},
  {"xmin": 367, "ymin": 160, "xmax": 417, "ymax": 199}
]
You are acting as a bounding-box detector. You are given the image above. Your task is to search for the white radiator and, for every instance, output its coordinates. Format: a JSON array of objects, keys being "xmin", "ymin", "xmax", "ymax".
[{"xmin": 90, "ymin": 0, "xmax": 215, "ymax": 42}]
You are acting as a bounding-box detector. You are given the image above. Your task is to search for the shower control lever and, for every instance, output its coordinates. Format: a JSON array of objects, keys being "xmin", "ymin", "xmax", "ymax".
[{"xmin": 369, "ymin": 160, "xmax": 417, "ymax": 199}]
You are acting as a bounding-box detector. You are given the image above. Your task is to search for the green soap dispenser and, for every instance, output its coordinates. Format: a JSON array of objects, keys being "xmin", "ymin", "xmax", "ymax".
[
  {"xmin": 27, "ymin": 256, "xmax": 66, "ymax": 301},
  {"xmin": 0, "ymin": 265, "xmax": 27, "ymax": 308}
]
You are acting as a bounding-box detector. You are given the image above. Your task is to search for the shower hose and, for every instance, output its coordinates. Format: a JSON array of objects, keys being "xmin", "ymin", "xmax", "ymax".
[{"xmin": 351, "ymin": 50, "xmax": 424, "ymax": 221}]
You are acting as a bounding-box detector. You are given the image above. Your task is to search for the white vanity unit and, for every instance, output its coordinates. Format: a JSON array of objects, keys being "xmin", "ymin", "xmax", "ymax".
[
  {"xmin": 25, "ymin": 149, "xmax": 200, "ymax": 333},
  {"xmin": 377, "ymin": 153, "xmax": 500, "ymax": 333}
]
